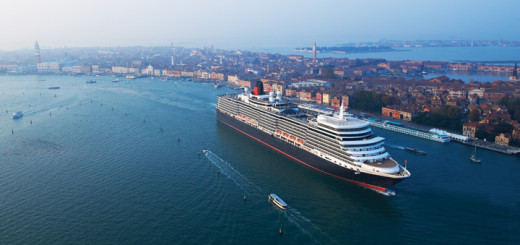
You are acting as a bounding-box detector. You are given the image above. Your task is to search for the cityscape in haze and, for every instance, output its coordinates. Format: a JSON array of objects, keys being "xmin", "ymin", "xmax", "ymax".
[{"xmin": 1, "ymin": 0, "xmax": 520, "ymax": 244}]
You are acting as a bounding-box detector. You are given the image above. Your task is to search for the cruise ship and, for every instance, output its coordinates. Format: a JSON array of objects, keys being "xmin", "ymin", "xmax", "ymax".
[{"xmin": 216, "ymin": 81, "xmax": 411, "ymax": 195}]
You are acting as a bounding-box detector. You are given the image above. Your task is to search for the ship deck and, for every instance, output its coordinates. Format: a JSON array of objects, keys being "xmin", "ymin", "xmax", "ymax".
[{"xmin": 364, "ymin": 158, "xmax": 397, "ymax": 168}]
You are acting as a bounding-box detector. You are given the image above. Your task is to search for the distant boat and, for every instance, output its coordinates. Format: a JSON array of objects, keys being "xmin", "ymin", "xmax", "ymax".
[
  {"xmin": 268, "ymin": 194, "xmax": 288, "ymax": 210},
  {"xmin": 12, "ymin": 111, "xmax": 23, "ymax": 119},
  {"xmin": 86, "ymin": 80, "xmax": 96, "ymax": 83},
  {"xmin": 125, "ymin": 75, "xmax": 136, "ymax": 79},
  {"xmin": 38, "ymin": 79, "xmax": 46, "ymax": 81},
  {"xmin": 470, "ymin": 146, "xmax": 481, "ymax": 163},
  {"xmin": 112, "ymin": 79, "xmax": 120, "ymax": 82},
  {"xmin": 405, "ymin": 147, "xmax": 427, "ymax": 155},
  {"xmin": 48, "ymin": 86, "xmax": 60, "ymax": 89}
]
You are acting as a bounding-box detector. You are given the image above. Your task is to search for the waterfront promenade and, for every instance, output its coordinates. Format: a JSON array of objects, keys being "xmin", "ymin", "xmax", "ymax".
[{"xmin": 350, "ymin": 110, "xmax": 520, "ymax": 155}]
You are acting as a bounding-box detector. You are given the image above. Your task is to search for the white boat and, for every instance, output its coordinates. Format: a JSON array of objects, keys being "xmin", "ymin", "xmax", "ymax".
[
  {"xmin": 13, "ymin": 111, "xmax": 23, "ymax": 119},
  {"xmin": 268, "ymin": 194, "xmax": 288, "ymax": 210},
  {"xmin": 125, "ymin": 75, "xmax": 136, "ymax": 79},
  {"xmin": 470, "ymin": 146, "xmax": 481, "ymax": 163},
  {"xmin": 112, "ymin": 79, "xmax": 120, "ymax": 82}
]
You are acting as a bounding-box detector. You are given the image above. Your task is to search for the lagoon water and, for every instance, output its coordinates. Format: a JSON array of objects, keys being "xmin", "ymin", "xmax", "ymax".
[{"xmin": 1, "ymin": 75, "xmax": 519, "ymax": 244}]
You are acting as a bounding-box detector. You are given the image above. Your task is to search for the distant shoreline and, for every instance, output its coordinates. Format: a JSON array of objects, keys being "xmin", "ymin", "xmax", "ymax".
[{"xmin": 293, "ymin": 46, "xmax": 404, "ymax": 54}]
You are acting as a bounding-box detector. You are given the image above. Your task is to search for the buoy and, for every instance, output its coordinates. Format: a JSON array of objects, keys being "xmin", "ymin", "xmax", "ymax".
[
  {"xmin": 11, "ymin": 129, "xmax": 14, "ymax": 134},
  {"xmin": 279, "ymin": 225, "xmax": 283, "ymax": 235},
  {"xmin": 243, "ymin": 194, "xmax": 247, "ymax": 201},
  {"xmin": 217, "ymin": 170, "xmax": 220, "ymax": 175}
]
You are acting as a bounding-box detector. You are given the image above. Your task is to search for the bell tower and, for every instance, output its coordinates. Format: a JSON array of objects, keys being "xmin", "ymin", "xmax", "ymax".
[{"xmin": 34, "ymin": 41, "xmax": 41, "ymax": 64}]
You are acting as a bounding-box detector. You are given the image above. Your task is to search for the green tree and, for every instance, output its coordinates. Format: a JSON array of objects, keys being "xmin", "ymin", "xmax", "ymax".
[
  {"xmin": 468, "ymin": 109, "xmax": 480, "ymax": 122},
  {"xmin": 475, "ymin": 129, "xmax": 491, "ymax": 141},
  {"xmin": 493, "ymin": 121, "xmax": 513, "ymax": 135}
]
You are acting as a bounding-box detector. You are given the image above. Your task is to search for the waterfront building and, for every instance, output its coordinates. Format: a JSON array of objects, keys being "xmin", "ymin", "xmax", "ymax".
[
  {"xmin": 382, "ymin": 106, "xmax": 413, "ymax": 121},
  {"xmin": 495, "ymin": 133, "xmax": 511, "ymax": 146},
  {"xmin": 37, "ymin": 62, "xmax": 60, "ymax": 73},
  {"xmin": 462, "ymin": 122, "xmax": 479, "ymax": 138}
]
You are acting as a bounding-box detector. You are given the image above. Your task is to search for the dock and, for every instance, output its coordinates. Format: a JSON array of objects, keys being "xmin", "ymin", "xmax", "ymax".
[
  {"xmin": 365, "ymin": 119, "xmax": 450, "ymax": 143},
  {"xmin": 461, "ymin": 139, "xmax": 520, "ymax": 155}
]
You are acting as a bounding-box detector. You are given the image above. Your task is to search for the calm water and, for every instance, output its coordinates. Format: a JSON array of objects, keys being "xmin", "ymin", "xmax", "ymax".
[{"xmin": 1, "ymin": 75, "xmax": 519, "ymax": 244}]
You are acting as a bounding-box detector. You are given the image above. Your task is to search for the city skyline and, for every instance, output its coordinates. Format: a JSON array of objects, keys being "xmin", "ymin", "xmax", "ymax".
[{"xmin": 1, "ymin": 0, "xmax": 519, "ymax": 50}]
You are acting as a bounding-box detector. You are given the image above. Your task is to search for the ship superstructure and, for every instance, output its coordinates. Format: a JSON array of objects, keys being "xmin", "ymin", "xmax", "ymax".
[{"xmin": 216, "ymin": 82, "xmax": 410, "ymax": 194}]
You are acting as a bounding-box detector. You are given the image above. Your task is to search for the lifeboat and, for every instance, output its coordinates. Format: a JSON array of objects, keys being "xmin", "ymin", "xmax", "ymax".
[
  {"xmin": 282, "ymin": 133, "xmax": 289, "ymax": 138},
  {"xmin": 289, "ymin": 136, "xmax": 296, "ymax": 141},
  {"xmin": 275, "ymin": 130, "xmax": 282, "ymax": 135},
  {"xmin": 296, "ymin": 139, "xmax": 304, "ymax": 144}
]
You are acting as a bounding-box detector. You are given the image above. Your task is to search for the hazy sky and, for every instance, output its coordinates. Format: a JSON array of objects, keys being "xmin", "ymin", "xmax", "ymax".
[{"xmin": 1, "ymin": 0, "xmax": 519, "ymax": 50}]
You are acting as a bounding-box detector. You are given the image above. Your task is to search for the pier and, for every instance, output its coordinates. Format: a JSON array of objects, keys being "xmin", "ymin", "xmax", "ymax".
[
  {"xmin": 364, "ymin": 118, "xmax": 520, "ymax": 155},
  {"xmin": 365, "ymin": 119, "xmax": 450, "ymax": 143}
]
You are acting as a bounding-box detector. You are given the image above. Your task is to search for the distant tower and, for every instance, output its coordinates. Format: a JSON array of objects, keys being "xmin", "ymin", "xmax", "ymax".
[
  {"xmin": 510, "ymin": 62, "xmax": 518, "ymax": 81},
  {"xmin": 312, "ymin": 41, "xmax": 316, "ymax": 61},
  {"xmin": 34, "ymin": 40, "xmax": 41, "ymax": 64},
  {"xmin": 171, "ymin": 56, "xmax": 175, "ymax": 66}
]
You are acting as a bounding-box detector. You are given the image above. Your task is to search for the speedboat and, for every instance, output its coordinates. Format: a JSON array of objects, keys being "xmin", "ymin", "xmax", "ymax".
[
  {"xmin": 13, "ymin": 111, "xmax": 23, "ymax": 119},
  {"xmin": 112, "ymin": 79, "xmax": 120, "ymax": 82},
  {"xmin": 405, "ymin": 147, "xmax": 426, "ymax": 155},
  {"xmin": 268, "ymin": 194, "xmax": 288, "ymax": 210}
]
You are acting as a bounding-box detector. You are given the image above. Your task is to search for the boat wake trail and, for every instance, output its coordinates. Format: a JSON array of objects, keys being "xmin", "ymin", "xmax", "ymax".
[
  {"xmin": 204, "ymin": 150, "xmax": 334, "ymax": 243},
  {"xmin": 385, "ymin": 143, "xmax": 405, "ymax": 150},
  {"xmin": 23, "ymin": 106, "xmax": 62, "ymax": 116},
  {"xmin": 284, "ymin": 207, "xmax": 334, "ymax": 244},
  {"xmin": 204, "ymin": 150, "xmax": 263, "ymax": 194}
]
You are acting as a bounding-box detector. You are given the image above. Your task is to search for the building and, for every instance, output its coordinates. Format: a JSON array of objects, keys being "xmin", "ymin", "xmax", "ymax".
[
  {"xmin": 462, "ymin": 122, "xmax": 479, "ymax": 138},
  {"xmin": 37, "ymin": 62, "xmax": 60, "ymax": 73},
  {"xmin": 331, "ymin": 96, "xmax": 341, "ymax": 108},
  {"xmin": 510, "ymin": 62, "xmax": 518, "ymax": 81},
  {"xmin": 34, "ymin": 41, "xmax": 41, "ymax": 64},
  {"xmin": 382, "ymin": 106, "xmax": 413, "ymax": 121},
  {"xmin": 495, "ymin": 133, "xmax": 510, "ymax": 146}
]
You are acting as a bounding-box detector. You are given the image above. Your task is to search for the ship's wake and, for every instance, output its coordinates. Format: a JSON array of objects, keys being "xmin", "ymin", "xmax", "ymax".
[
  {"xmin": 204, "ymin": 150, "xmax": 263, "ymax": 194},
  {"xmin": 204, "ymin": 149, "xmax": 334, "ymax": 243},
  {"xmin": 283, "ymin": 207, "xmax": 334, "ymax": 244},
  {"xmin": 385, "ymin": 143, "xmax": 405, "ymax": 150}
]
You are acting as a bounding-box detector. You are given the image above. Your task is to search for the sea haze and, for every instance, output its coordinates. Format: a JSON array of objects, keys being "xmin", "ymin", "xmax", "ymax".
[{"xmin": 0, "ymin": 75, "xmax": 519, "ymax": 244}]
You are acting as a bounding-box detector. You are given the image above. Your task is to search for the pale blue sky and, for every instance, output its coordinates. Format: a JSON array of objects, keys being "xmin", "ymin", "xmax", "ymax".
[{"xmin": 1, "ymin": 0, "xmax": 519, "ymax": 50}]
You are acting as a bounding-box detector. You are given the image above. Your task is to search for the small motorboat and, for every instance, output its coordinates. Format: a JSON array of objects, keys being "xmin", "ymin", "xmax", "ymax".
[
  {"xmin": 13, "ymin": 111, "xmax": 23, "ymax": 119},
  {"xmin": 112, "ymin": 79, "xmax": 120, "ymax": 82},
  {"xmin": 268, "ymin": 194, "xmax": 288, "ymax": 210},
  {"xmin": 405, "ymin": 147, "xmax": 426, "ymax": 155},
  {"xmin": 86, "ymin": 80, "xmax": 96, "ymax": 83},
  {"xmin": 48, "ymin": 86, "xmax": 60, "ymax": 89}
]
